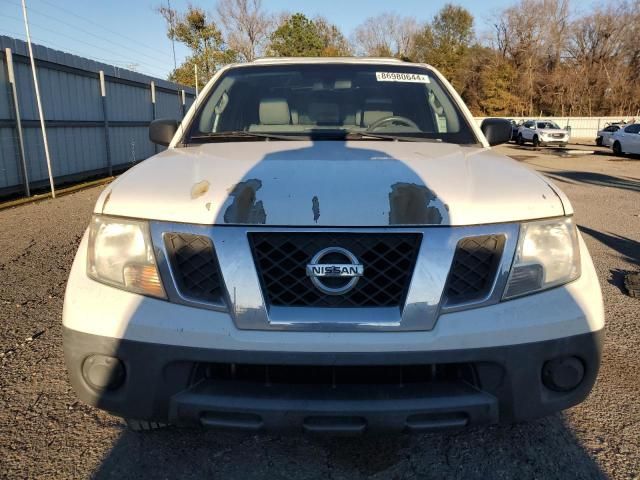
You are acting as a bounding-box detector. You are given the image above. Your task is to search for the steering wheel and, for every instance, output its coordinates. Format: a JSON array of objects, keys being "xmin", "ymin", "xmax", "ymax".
[{"xmin": 366, "ymin": 115, "xmax": 419, "ymax": 132}]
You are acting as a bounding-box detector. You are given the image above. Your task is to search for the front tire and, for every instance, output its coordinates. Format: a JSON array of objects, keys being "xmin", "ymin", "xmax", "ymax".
[
  {"xmin": 596, "ymin": 137, "xmax": 603, "ymax": 146},
  {"xmin": 532, "ymin": 136, "xmax": 540, "ymax": 148},
  {"xmin": 612, "ymin": 141, "xmax": 623, "ymax": 156},
  {"xmin": 517, "ymin": 134, "xmax": 524, "ymax": 146}
]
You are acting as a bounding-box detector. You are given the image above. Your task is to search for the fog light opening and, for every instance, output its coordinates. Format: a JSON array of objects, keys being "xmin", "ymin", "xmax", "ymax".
[
  {"xmin": 542, "ymin": 356, "xmax": 585, "ymax": 392},
  {"xmin": 81, "ymin": 355, "xmax": 126, "ymax": 391}
]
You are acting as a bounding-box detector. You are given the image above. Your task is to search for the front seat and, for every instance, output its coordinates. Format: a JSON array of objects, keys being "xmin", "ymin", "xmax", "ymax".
[{"xmin": 250, "ymin": 98, "xmax": 294, "ymax": 131}]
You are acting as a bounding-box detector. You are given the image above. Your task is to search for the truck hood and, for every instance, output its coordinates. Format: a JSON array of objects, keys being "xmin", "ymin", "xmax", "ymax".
[{"xmin": 97, "ymin": 141, "xmax": 566, "ymax": 226}]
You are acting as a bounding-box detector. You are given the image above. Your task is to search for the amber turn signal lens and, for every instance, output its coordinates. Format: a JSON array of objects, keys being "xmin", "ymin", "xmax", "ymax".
[{"xmin": 123, "ymin": 264, "xmax": 166, "ymax": 299}]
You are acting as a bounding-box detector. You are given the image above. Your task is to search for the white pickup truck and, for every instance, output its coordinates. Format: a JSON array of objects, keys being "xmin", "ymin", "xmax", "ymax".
[
  {"xmin": 63, "ymin": 58, "xmax": 603, "ymax": 434},
  {"xmin": 517, "ymin": 120, "xmax": 570, "ymax": 147}
]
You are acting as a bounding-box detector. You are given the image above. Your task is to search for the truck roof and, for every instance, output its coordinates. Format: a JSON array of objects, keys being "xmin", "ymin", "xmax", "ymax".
[{"xmin": 249, "ymin": 57, "xmax": 409, "ymax": 65}]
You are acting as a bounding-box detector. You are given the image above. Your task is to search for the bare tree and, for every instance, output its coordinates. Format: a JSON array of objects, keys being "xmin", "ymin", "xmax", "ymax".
[
  {"xmin": 216, "ymin": 0, "xmax": 273, "ymax": 61},
  {"xmin": 353, "ymin": 13, "xmax": 418, "ymax": 58},
  {"xmin": 314, "ymin": 16, "xmax": 352, "ymax": 56}
]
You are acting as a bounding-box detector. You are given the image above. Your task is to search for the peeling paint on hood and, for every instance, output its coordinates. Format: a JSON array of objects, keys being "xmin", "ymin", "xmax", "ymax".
[{"xmin": 97, "ymin": 141, "xmax": 567, "ymax": 226}]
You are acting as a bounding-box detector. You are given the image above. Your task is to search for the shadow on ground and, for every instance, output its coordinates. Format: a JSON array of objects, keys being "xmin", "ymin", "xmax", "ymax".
[
  {"xmin": 579, "ymin": 225, "xmax": 640, "ymax": 295},
  {"xmin": 543, "ymin": 171, "xmax": 640, "ymax": 193},
  {"xmin": 579, "ymin": 226, "xmax": 640, "ymax": 266},
  {"xmin": 91, "ymin": 413, "xmax": 604, "ymax": 479}
]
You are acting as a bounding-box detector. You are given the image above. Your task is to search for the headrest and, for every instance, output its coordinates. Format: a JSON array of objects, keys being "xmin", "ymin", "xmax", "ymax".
[{"xmin": 259, "ymin": 98, "xmax": 290, "ymax": 125}]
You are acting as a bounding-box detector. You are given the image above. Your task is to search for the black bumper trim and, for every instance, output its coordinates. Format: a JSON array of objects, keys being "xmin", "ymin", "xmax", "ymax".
[
  {"xmin": 63, "ymin": 327, "xmax": 603, "ymax": 430},
  {"xmin": 171, "ymin": 381, "xmax": 498, "ymax": 433}
]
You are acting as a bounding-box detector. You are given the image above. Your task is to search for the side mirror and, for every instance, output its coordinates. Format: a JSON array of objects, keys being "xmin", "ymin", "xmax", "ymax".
[
  {"xmin": 149, "ymin": 118, "xmax": 179, "ymax": 146},
  {"xmin": 480, "ymin": 118, "xmax": 512, "ymax": 146}
]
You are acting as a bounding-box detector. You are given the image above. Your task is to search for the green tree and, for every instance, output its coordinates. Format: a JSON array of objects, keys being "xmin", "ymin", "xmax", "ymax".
[
  {"xmin": 477, "ymin": 54, "xmax": 522, "ymax": 116},
  {"xmin": 411, "ymin": 4, "xmax": 474, "ymax": 88},
  {"xmin": 268, "ymin": 13, "xmax": 349, "ymax": 57},
  {"xmin": 159, "ymin": 5, "xmax": 237, "ymax": 86}
]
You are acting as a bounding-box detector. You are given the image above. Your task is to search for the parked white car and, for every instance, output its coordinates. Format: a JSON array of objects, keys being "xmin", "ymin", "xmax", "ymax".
[
  {"xmin": 611, "ymin": 123, "xmax": 640, "ymax": 155},
  {"xmin": 517, "ymin": 120, "xmax": 570, "ymax": 147},
  {"xmin": 595, "ymin": 123, "xmax": 625, "ymax": 147},
  {"xmin": 63, "ymin": 58, "xmax": 603, "ymax": 434}
]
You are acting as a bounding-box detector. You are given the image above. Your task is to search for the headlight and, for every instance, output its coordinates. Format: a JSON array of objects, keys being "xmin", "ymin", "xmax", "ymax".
[
  {"xmin": 503, "ymin": 217, "xmax": 580, "ymax": 299},
  {"xmin": 87, "ymin": 215, "xmax": 165, "ymax": 298}
]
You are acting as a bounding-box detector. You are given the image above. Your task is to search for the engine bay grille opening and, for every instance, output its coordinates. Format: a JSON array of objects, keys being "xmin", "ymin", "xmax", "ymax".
[
  {"xmin": 444, "ymin": 235, "xmax": 505, "ymax": 305},
  {"xmin": 191, "ymin": 362, "xmax": 479, "ymax": 388},
  {"xmin": 164, "ymin": 233, "xmax": 225, "ymax": 304},
  {"xmin": 249, "ymin": 233, "xmax": 421, "ymax": 308}
]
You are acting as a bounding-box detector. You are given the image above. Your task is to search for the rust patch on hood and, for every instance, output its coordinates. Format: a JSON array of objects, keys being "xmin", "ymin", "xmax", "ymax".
[
  {"xmin": 191, "ymin": 180, "xmax": 210, "ymax": 199},
  {"xmin": 312, "ymin": 196, "xmax": 320, "ymax": 223},
  {"xmin": 223, "ymin": 179, "xmax": 266, "ymax": 224},
  {"xmin": 388, "ymin": 182, "xmax": 444, "ymax": 225}
]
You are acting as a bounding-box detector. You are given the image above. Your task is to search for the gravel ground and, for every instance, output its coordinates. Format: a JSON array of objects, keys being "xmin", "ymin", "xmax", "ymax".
[{"xmin": 0, "ymin": 144, "xmax": 638, "ymax": 479}]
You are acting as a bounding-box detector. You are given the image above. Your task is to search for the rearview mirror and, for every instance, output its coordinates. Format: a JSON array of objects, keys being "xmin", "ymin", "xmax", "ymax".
[
  {"xmin": 149, "ymin": 119, "xmax": 179, "ymax": 146},
  {"xmin": 480, "ymin": 118, "xmax": 512, "ymax": 146}
]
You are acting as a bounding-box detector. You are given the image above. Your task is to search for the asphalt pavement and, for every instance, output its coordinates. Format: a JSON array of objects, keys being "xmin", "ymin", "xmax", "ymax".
[{"xmin": 0, "ymin": 143, "xmax": 638, "ymax": 479}]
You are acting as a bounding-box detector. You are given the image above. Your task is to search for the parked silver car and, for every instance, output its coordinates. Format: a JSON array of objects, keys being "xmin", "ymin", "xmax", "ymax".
[
  {"xmin": 611, "ymin": 123, "xmax": 640, "ymax": 155},
  {"xmin": 517, "ymin": 120, "xmax": 569, "ymax": 147},
  {"xmin": 596, "ymin": 123, "xmax": 625, "ymax": 147}
]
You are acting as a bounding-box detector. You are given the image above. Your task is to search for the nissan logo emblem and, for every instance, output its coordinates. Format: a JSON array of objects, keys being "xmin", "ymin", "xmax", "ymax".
[{"xmin": 306, "ymin": 247, "xmax": 364, "ymax": 295}]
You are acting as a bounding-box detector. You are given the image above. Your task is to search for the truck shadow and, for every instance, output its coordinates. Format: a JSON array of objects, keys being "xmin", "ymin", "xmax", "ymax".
[{"xmin": 91, "ymin": 413, "xmax": 605, "ymax": 479}]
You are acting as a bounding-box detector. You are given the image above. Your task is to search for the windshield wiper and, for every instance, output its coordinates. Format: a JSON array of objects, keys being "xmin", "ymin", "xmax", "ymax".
[
  {"xmin": 189, "ymin": 130, "xmax": 445, "ymax": 143},
  {"xmin": 190, "ymin": 131, "xmax": 300, "ymax": 142},
  {"xmin": 345, "ymin": 132, "xmax": 443, "ymax": 142}
]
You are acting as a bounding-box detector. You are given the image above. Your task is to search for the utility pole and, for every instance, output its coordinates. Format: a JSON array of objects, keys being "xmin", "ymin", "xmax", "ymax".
[
  {"xmin": 167, "ymin": 0, "xmax": 177, "ymax": 72},
  {"xmin": 21, "ymin": 0, "xmax": 55, "ymax": 198}
]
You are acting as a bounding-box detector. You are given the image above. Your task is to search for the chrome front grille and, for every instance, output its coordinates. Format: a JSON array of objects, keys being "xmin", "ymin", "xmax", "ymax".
[
  {"xmin": 249, "ymin": 233, "xmax": 421, "ymax": 308},
  {"xmin": 152, "ymin": 222, "xmax": 519, "ymax": 332}
]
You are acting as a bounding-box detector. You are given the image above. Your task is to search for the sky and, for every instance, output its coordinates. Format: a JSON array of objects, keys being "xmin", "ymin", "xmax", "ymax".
[{"xmin": 0, "ymin": 0, "xmax": 590, "ymax": 80}]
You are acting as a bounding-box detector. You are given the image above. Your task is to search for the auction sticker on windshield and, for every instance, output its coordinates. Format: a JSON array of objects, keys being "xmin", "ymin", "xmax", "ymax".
[{"xmin": 376, "ymin": 72, "xmax": 430, "ymax": 83}]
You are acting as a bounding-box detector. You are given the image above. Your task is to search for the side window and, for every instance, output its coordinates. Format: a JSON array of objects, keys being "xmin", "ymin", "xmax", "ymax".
[{"xmin": 625, "ymin": 124, "xmax": 640, "ymax": 134}]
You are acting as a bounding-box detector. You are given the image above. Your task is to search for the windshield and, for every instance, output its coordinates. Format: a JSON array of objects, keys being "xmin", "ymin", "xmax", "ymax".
[
  {"xmin": 537, "ymin": 121, "xmax": 561, "ymax": 129},
  {"xmin": 186, "ymin": 64, "xmax": 477, "ymax": 144}
]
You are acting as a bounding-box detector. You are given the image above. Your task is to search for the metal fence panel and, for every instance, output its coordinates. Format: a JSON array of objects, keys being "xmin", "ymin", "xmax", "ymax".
[
  {"xmin": 156, "ymin": 89, "xmax": 184, "ymax": 120},
  {"xmin": 106, "ymin": 81, "xmax": 152, "ymax": 122},
  {"xmin": 0, "ymin": 35, "xmax": 195, "ymax": 197},
  {"xmin": 0, "ymin": 127, "xmax": 20, "ymax": 188},
  {"xmin": 108, "ymin": 126, "xmax": 154, "ymax": 166}
]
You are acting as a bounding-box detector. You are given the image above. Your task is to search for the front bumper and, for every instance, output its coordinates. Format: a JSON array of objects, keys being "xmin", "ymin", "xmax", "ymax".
[
  {"xmin": 539, "ymin": 139, "xmax": 568, "ymax": 146},
  {"xmin": 64, "ymin": 327, "xmax": 603, "ymax": 433}
]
